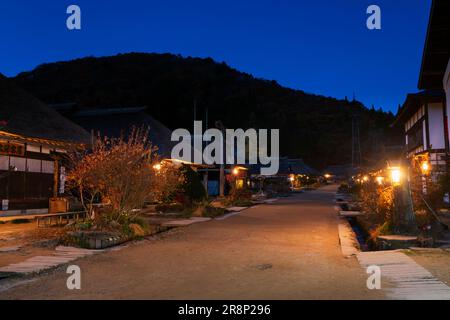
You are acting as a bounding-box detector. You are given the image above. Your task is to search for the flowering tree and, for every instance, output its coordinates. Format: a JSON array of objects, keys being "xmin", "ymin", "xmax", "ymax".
[{"xmin": 67, "ymin": 127, "xmax": 175, "ymax": 224}]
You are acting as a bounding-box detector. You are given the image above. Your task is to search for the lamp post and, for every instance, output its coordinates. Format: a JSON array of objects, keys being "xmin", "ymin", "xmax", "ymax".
[
  {"xmin": 215, "ymin": 121, "xmax": 226, "ymax": 198},
  {"xmin": 289, "ymin": 174, "xmax": 295, "ymax": 189},
  {"xmin": 420, "ymin": 160, "xmax": 430, "ymax": 195},
  {"xmin": 389, "ymin": 165, "xmax": 417, "ymax": 235}
]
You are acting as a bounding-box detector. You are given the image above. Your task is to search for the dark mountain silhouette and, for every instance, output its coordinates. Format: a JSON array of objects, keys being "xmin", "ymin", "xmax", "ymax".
[{"xmin": 12, "ymin": 52, "xmax": 401, "ymax": 169}]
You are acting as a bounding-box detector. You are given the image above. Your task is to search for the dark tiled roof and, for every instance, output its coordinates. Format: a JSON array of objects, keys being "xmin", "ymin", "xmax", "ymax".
[
  {"xmin": 418, "ymin": 0, "xmax": 450, "ymax": 90},
  {"xmin": 392, "ymin": 89, "xmax": 445, "ymax": 127},
  {"xmin": 249, "ymin": 158, "xmax": 318, "ymax": 176}
]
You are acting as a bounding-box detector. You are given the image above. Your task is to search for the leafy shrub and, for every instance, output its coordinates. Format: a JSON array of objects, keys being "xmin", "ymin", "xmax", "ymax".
[
  {"xmin": 202, "ymin": 206, "xmax": 226, "ymax": 218},
  {"xmin": 181, "ymin": 165, "xmax": 206, "ymax": 202},
  {"xmin": 11, "ymin": 218, "xmax": 31, "ymax": 224}
]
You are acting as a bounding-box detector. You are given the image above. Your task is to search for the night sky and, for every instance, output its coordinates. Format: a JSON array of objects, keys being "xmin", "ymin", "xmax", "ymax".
[{"xmin": 0, "ymin": 0, "xmax": 431, "ymax": 113}]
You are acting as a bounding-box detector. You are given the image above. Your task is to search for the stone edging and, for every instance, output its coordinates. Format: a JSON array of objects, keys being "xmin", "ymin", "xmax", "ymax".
[{"xmin": 337, "ymin": 217, "xmax": 361, "ymax": 258}]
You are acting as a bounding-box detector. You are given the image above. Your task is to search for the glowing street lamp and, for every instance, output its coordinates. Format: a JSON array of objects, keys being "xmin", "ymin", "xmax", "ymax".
[
  {"xmin": 390, "ymin": 167, "xmax": 401, "ymax": 186},
  {"xmin": 232, "ymin": 167, "xmax": 239, "ymax": 176},
  {"xmin": 153, "ymin": 163, "xmax": 162, "ymax": 171},
  {"xmin": 363, "ymin": 175, "xmax": 369, "ymax": 182},
  {"xmin": 324, "ymin": 174, "xmax": 331, "ymax": 179},
  {"xmin": 421, "ymin": 161, "xmax": 430, "ymax": 175}
]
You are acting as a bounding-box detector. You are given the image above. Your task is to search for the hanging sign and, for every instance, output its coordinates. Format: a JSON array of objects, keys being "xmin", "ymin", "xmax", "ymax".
[{"xmin": 0, "ymin": 141, "xmax": 25, "ymax": 156}]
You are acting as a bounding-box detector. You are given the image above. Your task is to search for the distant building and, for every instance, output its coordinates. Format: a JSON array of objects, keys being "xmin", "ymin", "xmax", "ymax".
[
  {"xmin": 51, "ymin": 105, "xmax": 212, "ymax": 193},
  {"xmin": 323, "ymin": 164, "xmax": 359, "ymax": 181},
  {"xmin": 0, "ymin": 75, "xmax": 89, "ymax": 215}
]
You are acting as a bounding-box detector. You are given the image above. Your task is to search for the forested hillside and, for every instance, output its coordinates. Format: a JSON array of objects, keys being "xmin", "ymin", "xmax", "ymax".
[{"xmin": 13, "ymin": 53, "xmax": 401, "ymax": 169}]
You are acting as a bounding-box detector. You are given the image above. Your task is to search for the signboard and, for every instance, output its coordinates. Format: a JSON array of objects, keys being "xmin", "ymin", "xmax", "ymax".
[
  {"xmin": 444, "ymin": 193, "xmax": 450, "ymax": 204},
  {"xmin": 1, "ymin": 199, "xmax": 8, "ymax": 211},
  {"xmin": 59, "ymin": 166, "xmax": 66, "ymax": 194},
  {"xmin": 0, "ymin": 141, "xmax": 25, "ymax": 156}
]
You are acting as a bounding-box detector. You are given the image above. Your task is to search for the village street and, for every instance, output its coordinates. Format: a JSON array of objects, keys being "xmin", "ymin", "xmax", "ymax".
[{"xmin": 0, "ymin": 185, "xmax": 386, "ymax": 299}]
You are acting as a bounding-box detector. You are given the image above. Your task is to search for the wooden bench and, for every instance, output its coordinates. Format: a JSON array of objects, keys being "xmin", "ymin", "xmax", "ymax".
[{"xmin": 36, "ymin": 211, "xmax": 87, "ymax": 227}]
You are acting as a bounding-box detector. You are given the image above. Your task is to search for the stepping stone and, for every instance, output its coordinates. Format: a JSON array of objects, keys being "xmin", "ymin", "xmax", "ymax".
[
  {"xmin": 339, "ymin": 211, "xmax": 363, "ymax": 217},
  {"xmin": 161, "ymin": 217, "xmax": 211, "ymax": 227},
  {"xmin": 0, "ymin": 246, "xmax": 103, "ymax": 274},
  {"xmin": 0, "ymin": 246, "xmax": 21, "ymax": 252},
  {"xmin": 227, "ymin": 207, "xmax": 248, "ymax": 212},
  {"xmin": 189, "ymin": 217, "xmax": 212, "ymax": 222},
  {"xmin": 162, "ymin": 219, "xmax": 197, "ymax": 227}
]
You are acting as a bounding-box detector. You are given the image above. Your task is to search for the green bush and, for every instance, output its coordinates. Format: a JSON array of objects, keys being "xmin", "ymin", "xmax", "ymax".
[
  {"xmin": 202, "ymin": 206, "xmax": 226, "ymax": 218},
  {"xmin": 11, "ymin": 218, "xmax": 31, "ymax": 224},
  {"xmin": 75, "ymin": 221, "xmax": 93, "ymax": 230},
  {"xmin": 181, "ymin": 165, "xmax": 206, "ymax": 202}
]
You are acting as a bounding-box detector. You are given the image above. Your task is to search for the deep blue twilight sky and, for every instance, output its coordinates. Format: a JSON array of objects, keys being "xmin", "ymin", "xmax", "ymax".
[{"xmin": 0, "ymin": 0, "xmax": 431, "ymax": 113}]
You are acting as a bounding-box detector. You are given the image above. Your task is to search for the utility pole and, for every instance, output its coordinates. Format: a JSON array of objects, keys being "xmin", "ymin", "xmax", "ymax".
[
  {"xmin": 193, "ymin": 99, "xmax": 197, "ymax": 123},
  {"xmin": 351, "ymin": 114, "xmax": 362, "ymax": 169},
  {"xmin": 203, "ymin": 106, "xmax": 209, "ymax": 195},
  {"xmin": 215, "ymin": 120, "xmax": 225, "ymax": 197}
]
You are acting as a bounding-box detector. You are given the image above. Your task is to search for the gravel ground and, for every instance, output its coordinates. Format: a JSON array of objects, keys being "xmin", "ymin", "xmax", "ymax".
[
  {"xmin": 0, "ymin": 222, "xmax": 64, "ymax": 266},
  {"xmin": 0, "ymin": 186, "xmax": 386, "ymax": 300},
  {"xmin": 406, "ymin": 249, "xmax": 450, "ymax": 286}
]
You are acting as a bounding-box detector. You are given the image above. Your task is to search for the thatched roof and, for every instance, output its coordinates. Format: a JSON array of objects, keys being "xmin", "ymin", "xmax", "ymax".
[
  {"xmin": 66, "ymin": 107, "xmax": 176, "ymax": 158},
  {"xmin": 0, "ymin": 73, "xmax": 90, "ymax": 144}
]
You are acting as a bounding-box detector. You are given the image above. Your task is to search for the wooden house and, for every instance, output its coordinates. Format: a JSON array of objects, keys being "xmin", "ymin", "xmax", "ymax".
[
  {"xmin": 0, "ymin": 74, "xmax": 90, "ymax": 215},
  {"xmin": 393, "ymin": 0, "xmax": 450, "ymax": 191}
]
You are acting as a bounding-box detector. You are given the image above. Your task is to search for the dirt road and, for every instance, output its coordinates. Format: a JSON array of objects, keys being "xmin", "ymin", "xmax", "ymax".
[{"xmin": 0, "ymin": 185, "xmax": 385, "ymax": 299}]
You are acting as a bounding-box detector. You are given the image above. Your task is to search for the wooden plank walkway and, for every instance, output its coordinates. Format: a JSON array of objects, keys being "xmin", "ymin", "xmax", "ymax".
[
  {"xmin": 357, "ymin": 251, "xmax": 450, "ymax": 300},
  {"xmin": 0, "ymin": 246, "xmax": 101, "ymax": 275}
]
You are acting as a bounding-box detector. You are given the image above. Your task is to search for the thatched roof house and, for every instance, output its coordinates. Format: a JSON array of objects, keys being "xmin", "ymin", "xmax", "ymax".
[
  {"xmin": 0, "ymin": 73, "xmax": 90, "ymax": 144},
  {"xmin": 63, "ymin": 106, "xmax": 175, "ymax": 158},
  {"xmin": 0, "ymin": 74, "xmax": 90, "ymax": 214}
]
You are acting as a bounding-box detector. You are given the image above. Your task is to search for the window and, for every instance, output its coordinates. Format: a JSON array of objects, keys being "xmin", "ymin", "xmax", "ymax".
[
  {"xmin": 42, "ymin": 160, "xmax": 54, "ymax": 174},
  {"xmin": 9, "ymin": 156, "xmax": 26, "ymax": 171},
  {"xmin": 26, "ymin": 158, "xmax": 42, "ymax": 173},
  {"xmin": 26, "ymin": 144, "xmax": 41, "ymax": 153},
  {"xmin": 0, "ymin": 155, "xmax": 8, "ymax": 170}
]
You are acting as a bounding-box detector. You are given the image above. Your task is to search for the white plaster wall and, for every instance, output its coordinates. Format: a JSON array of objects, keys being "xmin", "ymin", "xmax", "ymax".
[
  {"xmin": 428, "ymin": 102, "xmax": 445, "ymax": 149},
  {"xmin": 445, "ymin": 58, "xmax": 450, "ymax": 146},
  {"xmin": 423, "ymin": 118, "xmax": 428, "ymax": 150}
]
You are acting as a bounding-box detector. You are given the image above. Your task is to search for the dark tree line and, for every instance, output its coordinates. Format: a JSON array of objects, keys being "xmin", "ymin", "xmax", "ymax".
[{"xmin": 13, "ymin": 52, "xmax": 402, "ymax": 169}]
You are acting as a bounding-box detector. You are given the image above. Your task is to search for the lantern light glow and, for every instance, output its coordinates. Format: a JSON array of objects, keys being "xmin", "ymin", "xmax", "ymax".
[
  {"xmin": 390, "ymin": 168, "xmax": 401, "ymax": 185},
  {"xmin": 421, "ymin": 161, "xmax": 430, "ymax": 173},
  {"xmin": 376, "ymin": 176, "xmax": 384, "ymax": 185}
]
